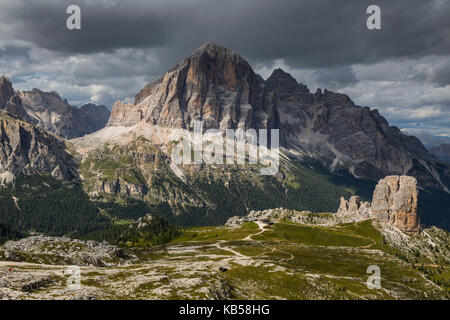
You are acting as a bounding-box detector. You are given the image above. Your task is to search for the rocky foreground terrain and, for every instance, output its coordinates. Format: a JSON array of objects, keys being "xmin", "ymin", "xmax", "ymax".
[
  {"xmin": 0, "ymin": 213, "xmax": 448, "ymax": 300},
  {"xmin": 0, "ymin": 236, "xmax": 127, "ymax": 267},
  {"xmin": 0, "ymin": 176, "xmax": 448, "ymax": 300}
]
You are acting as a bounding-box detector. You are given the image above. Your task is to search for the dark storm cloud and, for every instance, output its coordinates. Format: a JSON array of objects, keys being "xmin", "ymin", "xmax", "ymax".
[
  {"xmin": 0, "ymin": 0, "xmax": 449, "ymax": 135},
  {"xmin": 2, "ymin": 0, "xmax": 450, "ymax": 69},
  {"xmin": 312, "ymin": 66, "xmax": 358, "ymax": 90}
]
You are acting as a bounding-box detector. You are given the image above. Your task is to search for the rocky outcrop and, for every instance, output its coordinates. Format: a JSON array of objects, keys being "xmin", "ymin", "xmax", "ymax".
[
  {"xmin": 92, "ymin": 178, "xmax": 147, "ymax": 197},
  {"xmin": 337, "ymin": 175, "xmax": 420, "ymax": 233},
  {"xmin": 0, "ymin": 111, "xmax": 78, "ymax": 183},
  {"xmin": 337, "ymin": 196, "xmax": 371, "ymax": 221},
  {"xmin": 133, "ymin": 214, "xmax": 154, "ymax": 230},
  {"xmin": 0, "ymin": 235, "xmax": 127, "ymax": 267},
  {"xmin": 0, "ymin": 76, "xmax": 111, "ymax": 139},
  {"xmin": 371, "ymin": 175, "xmax": 419, "ymax": 234},
  {"xmin": 380, "ymin": 225, "xmax": 450, "ymax": 265}
]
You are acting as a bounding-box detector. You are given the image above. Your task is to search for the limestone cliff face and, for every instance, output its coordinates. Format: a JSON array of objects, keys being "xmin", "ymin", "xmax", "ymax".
[
  {"xmin": 107, "ymin": 101, "xmax": 142, "ymax": 127},
  {"xmin": 338, "ymin": 175, "xmax": 420, "ymax": 233},
  {"xmin": 0, "ymin": 111, "xmax": 78, "ymax": 183},
  {"xmin": 92, "ymin": 179, "xmax": 147, "ymax": 197},
  {"xmin": 0, "ymin": 76, "xmax": 111, "ymax": 139},
  {"xmin": 15, "ymin": 89, "xmax": 108, "ymax": 139},
  {"xmin": 108, "ymin": 42, "xmax": 278, "ymax": 132},
  {"xmin": 371, "ymin": 175, "xmax": 419, "ymax": 233}
]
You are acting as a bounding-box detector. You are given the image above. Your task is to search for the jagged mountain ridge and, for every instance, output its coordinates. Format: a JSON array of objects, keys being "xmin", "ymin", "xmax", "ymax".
[
  {"xmin": 0, "ymin": 111, "xmax": 78, "ymax": 183},
  {"xmin": 107, "ymin": 43, "xmax": 449, "ymax": 192},
  {"xmin": 269, "ymin": 69, "xmax": 447, "ymax": 191},
  {"xmin": 0, "ymin": 76, "xmax": 110, "ymax": 139}
]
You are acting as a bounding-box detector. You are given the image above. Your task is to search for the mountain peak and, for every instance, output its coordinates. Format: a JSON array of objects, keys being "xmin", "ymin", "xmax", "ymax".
[
  {"xmin": 266, "ymin": 68, "xmax": 309, "ymax": 94},
  {"xmin": 270, "ymin": 68, "xmax": 292, "ymax": 77},
  {"xmin": 192, "ymin": 42, "xmax": 232, "ymax": 55},
  {"xmin": 0, "ymin": 75, "xmax": 15, "ymax": 109},
  {"xmin": 196, "ymin": 41, "xmax": 223, "ymax": 50},
  {"xmin": 187, "ymin": 42, "xmax": 249, "ymax": 67},
  {"xmin": 0, "ymin": 75, "xmax": 10, "ymax": 82},
  {"xmin": 132, "ymin": 43, "xmax": 257, "ymax": 126}
]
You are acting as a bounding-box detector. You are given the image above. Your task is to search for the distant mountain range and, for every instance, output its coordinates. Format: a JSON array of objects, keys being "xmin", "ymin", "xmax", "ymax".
[
  {"xmin": 429, "ymin": 144, "xmax": 450, "ymax": 164},
  {"xmin": 402, "ymin": 130, "xmax": 450, "ymax": 164},
  {"xmin": 403, "ymin": 130, "xmax": 450, "ymax": 148},
  {"xmin": 0, "ymin": 76, "xmax": 110, "ymax": 139}
]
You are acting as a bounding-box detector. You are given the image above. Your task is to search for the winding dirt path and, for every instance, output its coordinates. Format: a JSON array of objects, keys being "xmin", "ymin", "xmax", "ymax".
[
  {"xmin": 214, "ymin": 240, "xmax": 248, "ymax": 258},
  {"xmin": 271, "ymin": 246, "xmax": 294, "ymax": 262},
  {"xmin": 243, "ymin": 221, "xmax": 266, "ymax": 241}
]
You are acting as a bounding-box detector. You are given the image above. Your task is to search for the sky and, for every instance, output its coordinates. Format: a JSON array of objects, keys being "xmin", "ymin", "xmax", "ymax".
[{"xmin": 0, "ymin": 0, "xmax": 449, "ymax": 136}]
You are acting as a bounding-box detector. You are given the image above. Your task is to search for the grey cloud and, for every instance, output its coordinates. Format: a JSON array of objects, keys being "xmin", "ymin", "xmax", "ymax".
[
  {"xmin": 312, "ymin": 66, "xmax": 357, "ymax": 91},
  {"xmin": 1, "ymin": 0, "xmax": 449, "ymax": 69},
  {"xmin": 0, "ymin": 0, "xmax": 450, "ymax": 136}
]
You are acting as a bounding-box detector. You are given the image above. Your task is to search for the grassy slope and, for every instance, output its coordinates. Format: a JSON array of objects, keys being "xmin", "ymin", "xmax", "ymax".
[
  {"xmin": 167, "ymin": 219, "xmax": 449, "ymax": 299},
  {"xmin": 1, "ymin": 214, "xmax": 448, "ymax": 299}
]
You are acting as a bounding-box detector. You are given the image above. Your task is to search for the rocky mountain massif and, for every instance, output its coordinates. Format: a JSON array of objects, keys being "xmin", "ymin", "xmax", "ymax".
[
  {"xmin": 0, "ymin": 42, "xmax": 449, "ymax": 237},
  {"xmin": 0, "ymin": 42, "xmax": 449, "ymax": 300},
  {"xmin": 106, "ymin": 43, "xmax": 449, "ymax": 193},
  {"xmin": 0, "ymin": 76, "xmax": 110, "ymax": 139},
  {"xmin": 68, "ymin": 42, "xmax": 449, "ymax": 230}
]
